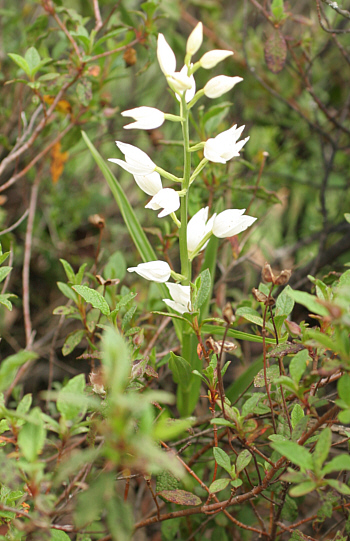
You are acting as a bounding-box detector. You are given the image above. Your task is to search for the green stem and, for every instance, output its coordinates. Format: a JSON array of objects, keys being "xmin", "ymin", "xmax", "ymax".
[{"xmin": 179, "ymin": 94, "xmax": 192, "ymax": 285}]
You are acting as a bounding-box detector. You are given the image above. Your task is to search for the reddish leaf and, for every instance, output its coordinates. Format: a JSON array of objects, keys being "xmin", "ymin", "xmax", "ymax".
[
  {"xmin": 264, "ymin": 31, "xmax": 287, "ymax": 73},
  {"xmin": 158, "ymin": 490, "xmax": 201, "ymax": 506}
]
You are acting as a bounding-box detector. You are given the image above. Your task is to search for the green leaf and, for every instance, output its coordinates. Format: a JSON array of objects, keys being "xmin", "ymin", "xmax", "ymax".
[
  {"xmin": 276, "ymin": 285, "xmax": 294, "ymax": 316},
  {"xmin": 236, "ymin": 306, "xmax": 264, "ymax": 327},
  {"xmin": 169, "ymin": 353, "xmax": 192, "ymax": 392},
  {"xmin": 292, "ymin": 415, "xmax": 308, "ymax": 442},
  {"xmin": 271, "ymin": 440, "xmax": 313, "ymax": 470},
  {"xmin": 0, "ymin": 350, "xmax": 38, "ymax": 393},
  {"xmin": 62, "ymin": 329, "xmax": 85, "ymax": 356},
  {"xmin": 338, "ymin": 374, "xmax": 350, "ymax": 407},
  {"xmin": 326, "ymin": 479, "xmax": 350, "ymax": 495},
  {"xmin": 313, "ymin": 428, "xmax": 331, "ymax": 472},
  {"xmin": 213, "ymin": 447, "xmax": 231, "ymax": 474},
  {"xmin": 82, "ymin": 131, "xmax": 181, "ymax": 338},
  {"xmin": 8, "ymin": 53, "xmax": 31, "ymax": 76},
  {"xmin": 193, "ymin": 269, "xmax": 211, "ymax": 310},
  {"xmin": 121, "ymin": 305, "xmax": 137, "ymax": 330},
  {"xmin": 290, "ymin": 349, "xmax": 309, "ymax": 384},
  {"xmin": 291, "ymin": 404, "xmax": 304, "ymax": 429},
  {"xmin": 289, "ymin": 481, "xmax": 317, "ymax": 497},
  {"xmin": 158, "ymin": 490, "xmax": 201, "ymax": 506},
  {"xmin": 50, "ymin": 530, "xmax": 71, "ymax": 541},
  {"xmin": 25, "ymin": 47, "xmax": 41, "ymax": 75},
  {"xmin": 60, "ymin": 258, "xmax": 76, "ymax": 283},
  {"xmin": 209, "ymin": 478, "xmax": 230, "ymax": 493},
  {"xmin": 254, "ymin": 365, "xmax": 280, "ymax": 387},
  {"xmin": 102, "ymin": 328, "xmax": 130, "ymax": 396},
  {"xmin": 322, "ymin": 454, "xmax": 350, "ymax": 475},
  {"xmin": 286, "ymin": 289, "xmax": 329, "ymax": 317},
  {"xmin": 201, "ymin": 324, "xmax": 276, "ymax": 344},
  {"xmin": 57, "ymin": 374, "xmax": 87, "ymax": 421},
  {"xmin": 73, "ymin": 285, "xmax": 110, "ymax": 316},
  {"xmin": 17, "ymin": 394, "xmax": 32, "ymax": 416},
  {"xmin": 17, "ymin": 408, "xmax": 46, "ymax": 462},
  {"xmin": 0, "ymin": 293, "xmax": 16, "ymax": 311},
  {"xmin": 57, "ymin": 281, "xmax": 78, "ymax": 302},
  {"xmin": 0, "ymin": 266, "xmax": 12, "ymax": 282},
  {"xmin": 236, "ymin": 449, "xmax": 252, "ymax": 473}
]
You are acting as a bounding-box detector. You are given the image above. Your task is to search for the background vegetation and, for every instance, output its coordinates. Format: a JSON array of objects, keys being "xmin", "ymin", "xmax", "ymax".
[{"xmin": 0, "ymin": 0, "xmax": 350, "ymax": 540}]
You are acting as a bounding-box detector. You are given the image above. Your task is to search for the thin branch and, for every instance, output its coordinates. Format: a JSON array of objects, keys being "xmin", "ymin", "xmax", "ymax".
[
  {"xmin": 93, "ymin": 0, "xmax": 103, "ymax": 32},
  {"xmin": 0, "ymin": 209, "xmax": 29, "ymax": 236}
]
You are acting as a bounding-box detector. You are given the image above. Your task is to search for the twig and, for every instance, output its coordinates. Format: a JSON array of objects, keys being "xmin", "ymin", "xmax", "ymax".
[
  {"xmin": 93, "ymin": 0, "xmax": 103, "ymax": 32},
  {"xmin": 0, "ymin": 209, "xmax": 29, "ymax": 236},
  {"xmin": 23, "ymin": 173, "xmax": 41, "ymax": 349}
]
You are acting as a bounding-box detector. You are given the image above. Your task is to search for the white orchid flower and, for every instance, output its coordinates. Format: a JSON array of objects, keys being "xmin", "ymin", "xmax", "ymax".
[
  {"xmin": 212, "ymin": 209, "xmax": 257, "ymax": 238},
  {"xmin": 199, "ymin": 50, "xmax": 233, "ymax": 69},
  {"xmin": 145, "ymin": 188, "xmax": 180, "ymax": 218},
  {"xmin": 127, "ymin": 260, "xmax": 171, "ymax": 283},
  {"xmin": 203, "ymin": 75, "xmax": 243, "ymax": 99},
  {"xmin": 204, "ymin": 124, "xmax": 249, "ymax": 164},
  {"xmin": 167, "ymin": 71, "xmax": 193, "ymax": 93},
  {"xmin": 108, "ymin": 141, "xmax": 156, "ymax": 175},
  {"xmin": 157, "ymin": 33, "xmax": 176, "ymax": 76},
  {"xmin": 175, "ymin": 65, "xmax": 196, "ymax": 103},
  {"xmin": 187, "ymin": 207, "xmax": 216, "ymax": 256},
  {"xmin": 121, "ymin": 106, "xmax": 165, "ymax": 130},
  {"xmin": 134, "ymin": 171, "xmax": 163, "ymax": 196},
  {"xmin": 186, "ymin": 22, "xmax": 203, "ymax": 56},
  {"xmin": 163, "ymin": 282, "xmax": 192, "ymax": 314}
]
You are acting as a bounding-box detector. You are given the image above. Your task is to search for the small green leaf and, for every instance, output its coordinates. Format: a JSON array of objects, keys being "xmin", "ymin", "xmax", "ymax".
[
  {"xmin": 57, "ymin": 281, "xmax": 78, "ymax": 302},
  {"xmin": 313, "ymin": 428, "xmax": 331, "ymax": 472},
  {"xmin": 291, "ymin": 404, "xmax": 304, "ymax": 429},
  {"xmin": 322, "ymin": 454, "xmax": 350, "ymax": 475},
  {"xmin": 236, "ymin": 306, "xmax": 264, "ymax": 327},
  {"xmin": 338, "ymin": 374, "xmax": 350, "ymax": 407},
  {"xmin": 254, "ymin": 365, "xmax": 280, "ymax": 387},
  {"xmin": 209, "ymin": 478, "xmax": 230, "ymax": 493},
  {"xmin": 121, "ymin": 305, "xmax": 137, "ymax": 330},
  {"xmin": 231, "ymin": 478, "xmax": 243, "ymax": 488},
  {"xmin": 276, "ymin": 286, "xmax": 294, "ymax": 316},
  {"xmin": 50, "ymin": 530, "xmax": 71, "ymax": 541},
  {"xmin": 73, "ymin": 285, "xmax": 110, "ymax": 316},
  {"xmin": 16, "ymin": 394, "xmax": 32, "ymax": 415},
  {"xmin": 169, "ymin": 353, "xmax": 192, "ymax": 392},
  {"xmin": 213, "ymin": 447, "xmax": 231, "ymax": 474},
  {"xmin": 62, "ymin": 329, "xmax": 85, "ymax": 356},
  {"xmin": 290, "ymin": 349, "xmax": 309, "ymax": 384},
  {"xmin": 271, "ymin": 440, "xmax": 313, "ymax": 470},
  {"xmin": 158, "ymin": 490, "xmax": 201, "ymax": 506},
  {"xmin": 102, "ymin": 328, "xmax": 130, "ymax": 395},
  {"xmin": 25, "ymin": 47, "xmax": 41, "ymax": 75},
  {"xmin": 236, "ymin": 449, "xmax": 252, "ymax": 473},
  {"xmin": 289, "ymin": 481, "xmax": 317, "ymax": 497},
  {"xmin": 286, "ymin": 289, "xmax": 329, "ymax": 317},
  {"xmin": 8, "ymin": 53, "xmax": 31, "ymax": 76},
  {"xmin": 193, "ymin": 269, "xmax": 211, "ymax": 310},
  {"xmin": 60, "ymin": 258, "xmax": 76, "ymax": 283},
  {"xmin": 57, "ymin": 374, "xmax": 87, "ymax": 421},
  {"xmin": 0, "ymin": 266, "xmax": 12, "ymax": 282},
  {"xmin": 17, "ymin": 408, "xmax": 46, "ymax": 462},
  {"xmin": 326, "ymin": 479, "xmax": 350, "ymax": 495},
  {"xmin": 0, "ymin": 350, "xmax": 38, "ymax": 393}
]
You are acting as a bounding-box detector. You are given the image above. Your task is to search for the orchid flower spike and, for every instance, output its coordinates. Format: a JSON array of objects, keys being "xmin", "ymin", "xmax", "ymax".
[
  {"xmin": 187, "ymin": 207, "xmax": 216, "ymax": 257},
  {"xmin": 203, "ymin": 75, "xmax": 243, "ymax": 99},
  {"xmin": 108, "ymin": 142, "xmax": 156, "ymax": 175},
  {"xmin": 204, "ymin": 124, "xmax": 249, "ymax": 164},
  {"xmin": 145, "ymin": 188, "xmax": 180, "ymax": 218},
  {"xmin": 121, "ymin": 106, "xmax": 165, "ymax": 130},
  {"xmin": 163, "ymin": 282, "xmax": 192, "ymax": 314},
  {"xmin": 212, "ymin": 209, "xmax": 257, "ymax": 238},
  {"xmin": 127, "ymin": 261, "xmax": 171, "ymax": 283}
]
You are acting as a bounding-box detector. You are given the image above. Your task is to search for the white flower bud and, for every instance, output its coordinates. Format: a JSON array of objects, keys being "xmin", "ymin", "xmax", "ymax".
[
  {"xmin": 145, "ymin": 188, "xmax": 180, "ymax": 218},
  {"xmin": 157, "ymin": 33, "xmax": 176, "ymax": 76},
  {"xmin": 186, "ymin": 22, "xmax": 203, "ymax": 56},
  {"xmin": 128, "ymin": 261, "xmax": 171, "ymax": 283},
  {"xmin": 203, "ymin": 75, "xmax": 243, "ymax": 99},
  {"xmin": 212, "ymin": 209, "xmax": 257, "ymax": 238},
  {"xmin": 163, "ymin": 282, "xmax": 192, "ymax": 314},
  {"xmin": 121, "ymin": 106, "xmax": 165, "ymax": 130},
  {"xmin": 199, "ymin": 50, "xmax": 233, "ymax": 69}
]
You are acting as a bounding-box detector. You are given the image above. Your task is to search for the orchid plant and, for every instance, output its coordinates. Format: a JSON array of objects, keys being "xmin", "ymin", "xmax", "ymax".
[{"xmin": 108, "ymin": 23, "xmax": 256, "ymax": 414}]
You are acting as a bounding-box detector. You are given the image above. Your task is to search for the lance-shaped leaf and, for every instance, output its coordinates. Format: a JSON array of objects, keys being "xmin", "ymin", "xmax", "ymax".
[{"xmin": 73, "ymin": 285, "xmax": 110, "ymax": 316}]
